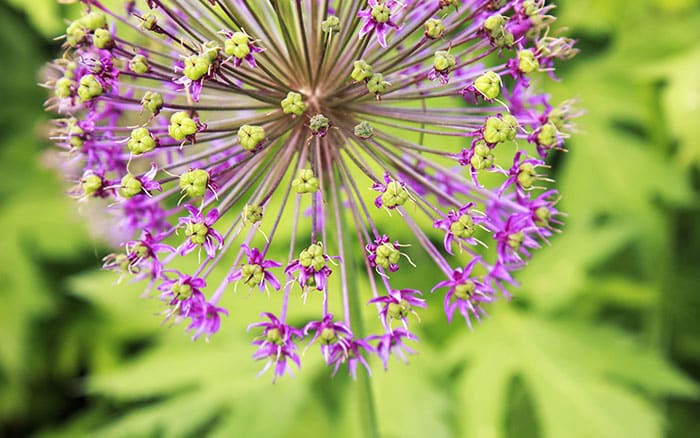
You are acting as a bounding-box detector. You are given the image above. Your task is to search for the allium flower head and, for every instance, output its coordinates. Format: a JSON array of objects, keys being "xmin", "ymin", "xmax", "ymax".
[{"xmin": 45, "ymin": 0, "xmax": 577, "ymax": 380}]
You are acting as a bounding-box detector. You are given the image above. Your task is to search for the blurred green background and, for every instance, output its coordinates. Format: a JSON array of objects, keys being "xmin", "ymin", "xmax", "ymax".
[{"xmin": 1, "ymin": 0, "xmax": 700, "ymax": 436}]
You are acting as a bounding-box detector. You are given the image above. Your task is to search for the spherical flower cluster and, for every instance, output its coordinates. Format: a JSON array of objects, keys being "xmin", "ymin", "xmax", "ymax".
[{"xmin": 45, "ymin": 0, "xmax": 577, "ymax": 381}]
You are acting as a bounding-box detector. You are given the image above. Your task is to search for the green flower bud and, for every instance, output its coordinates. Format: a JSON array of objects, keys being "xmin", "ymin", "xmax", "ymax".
[
  {"xmin": 140, "ymin": 14, "xmax": 158, "ymax": 31},
  {"xmin": 238, "ymin": 124, "xmax": 266, "ymax": 151},
  {"xmin": 450, "ymin": 213, "xmax": 475, "ymax": 239},
  {"xmin": 266, "ymin": 328, "xmax": 284, "ymax": 345},
  {"xmin": 179, "ymin": 169, "xmax": 210, "ymax": 198},
  {"xmin": 292, "ymin": 168, "xmax": 319, "ymax": 194},
  {"xmin": 66, "ymin": 21, "xmax": 86, "ymax": 47},
  {"xmin": 224, "ymin": 32, "xmax": 251, "ymax": 59},
  {"xmin": 202, "ymin": 41, "xmax": 220, "ymax": 62},
  {"xmin": 473, "ymin": 71, "xmax": 501, "ymax": 100},
  {"xmin": 92, "ymin": 28, "xmax": 113, "ymax": 49},
  {"xmin": 534, "ymin": 206, "xmax": 551, "ymax": 228},
  {"xmin": 168, "ymin": 111, "xmax": 197, "ymax": 141},
  {"xmin": 172, "ymin": 283, "xmax": 192, "ymax": 300},
  {"xmin": 424, "ymin": 18, "xmax": 445, "ymax": 39},
  {"xmin": 141, "ymin": 91, "xmax": 163, "ymax": 115},
  {"xmin": 381, "ymin": 180, "xmax": 408, "ymax": 208},
  {"xmin": 433, "ymin": 50, "xmax": 456, "ymax": 72},
  {"xmin": 483, "ymin": 14, "xmax": 505, "ymax": 32},
  {"xmin": 517, "ymin": 162, "xmax": 537, "ymax": 189},
  {"xmin": 281, "ymin": 91, "xmax": 306, "ymax": 116},
  {"xmin": 77, "ymin": 74, "xmax": 103, "ymax": 101},
  {"xmin": 470, "ymin": 141, "xmax": 494, "ymax": 170},
  {"xmin": 319, "ymin": 327, "xmax": 337, "ymax": 344},
  {"xmin": 483, "ymin": 115, "xmax": 517, "ymax": 144},
  {"xmin": 309, "ymin": 114, "xmax": 330, "ymax": 135},
  {"xmin": 67, "ymin": 119, "xmax": 84, "ymax": 148},
  {"xmin": 129, "ymin": 54, "xmax": 150, "ymax": 74},
  {"xmin": 79, "ymin": 11, "xmax": 107, "ymax": 31},
  {"xmin": 54, "ymin": 77, "xmax": 73, "ymax": 99},
  {"xmin": 388, "ymin": 300, "xmax": 412, "ymax": 319},
  {"xmin": 244, "ymin": 204, "xmax": 263, "ymax": 223},
  {"xmin": 351, "ymin": 60, "xmax": 373, "ymax": 82},
  {"xmin": 518, "ymin": 49, "xmax": 539, "ymax": 74},
  {"xmin": 354, "ymin": 121, "xmax": 374, "ymax": 138},
  {"xmin": 322, "ymin": 15, "xmax": 340, "ymax": 33},
  {"xmin": 367, "ymin": 73, "xmax": 389, "ymax": 95},
  {"xmin": 454, "ymin": 280, "xmax": 475, "ymax": 300},
  {"xmin": 299, "ymin": 243, "xmax": 326, "ymax": 271},
  {"xmin": 127, "ymin": 127, "xmax": 156, "ymax": 155},
  {"xmin": 81, "ymin": 173, "xmax": 103, "ymax": 196},
  {"xmin": 185, "ymin": 221, "xmax": 209, "ymax": 245},
  {"xmin": 371, "ymin": 4, "xmax": 391, "ymax": 23},
  {"xmin": 537, "ymin": 123, "xmax": 557, "ymax": 147},
  {"xmin": 240, "ymin": 264, "xmax": 264, "ymax": 287},
  {"xmin": 508, "ymin": 231, "xmax": 524, "ymax": 250},
  {"xmin": 119, "ymin": 174, "xmax": 143, "ymax": 198},
  {"xmin": 184, "ymin": 55, "xmax": 211, "ymax": 81},
  {"xmin": 375, "ymin": 242, "xmax": 400, "ymax": 269}
]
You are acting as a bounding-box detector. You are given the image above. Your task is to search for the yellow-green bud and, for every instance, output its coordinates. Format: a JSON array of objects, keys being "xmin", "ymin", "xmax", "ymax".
[
  {"xmin": 470, "ymin": 141, "xmax": 494, "ymax": 170},
  {"xmin": 388, "ymin": 300, "xmax": 411, "ymax": 320},
  {"xmin": 179, "ymin": 169, "xmax": 210, "ymax": 198},
  {"xmin": 240, "ymin": 264, "xmax": 264, "ymax": 287},
  {"xmin": 168, "ymin": 111, "xmax": 197, "ymax": 141},
  {"xmin": 119, "ymin": 174, "xmax": 143, "ymax": 198},
  {"xmin": 141, "ymin": 91, "xmax": 163, "ymax": 115},
  {"xmin": 77, "ymin": 74, "xmax": 103, "ymax": 101},
  {"xmin": 367, "ymin": 73, "xmax": 389, "ymax": 95},
  {"xmin": 281, "ymin": 91, "xmax": 306, "ymax": 116},
  {"xmin": 185, "ymin": 222, "xmax": 209, "ymax": 245},
  {"xmin": 351, "ymin": 60, "xmax": 373, "ymax": 82},
  {"xmin": 375, "ymin": 242, "xmax": 400, "ymax": 269},
  {"xmin": 81, "ymin": 173, "xmax": 103, "ymax": 196},
  {"xmin": 537, "ymin": 123, "xmax": 557, "ymax": 147},
  {"xmin": 454, "ymin": 280, "xmax": 475, "ymax": 300},
  {"xmin": 309, "ymin": 114, "xmax": 330, "ymax": 135},
  {"xmin": 224, "ymin": 32, "xmax": 251, "ymax": 59},
  {"xmin": 534, "ymin": 206, "xmax": 551, "ymax": 227},
  {"xmin": 517, "ymin": 162, "xmax": 537, "ymax": 188},
  {"xmin": 66, "ymin": 21, "xmax": 86, "ymax": 47},
  {"xmin": 483, "ymin": 115, "xmax": 517, "ymax": 144},
  {"xmin": 92, "ymin": 28, "xmax": 113, "ymax": 49},
  {"xmin": 127, "ymin": 127, "xmax": 156, "ymax": 155},
  {"xmin": 244, "ymin": 204, "xmax": 263, "ymax": 223},
  {"xmin": 322, "ymin": 15, "xmax": 340, "ymax": 33},
  {"xmin": 238, "ymin": 125, "xmax": 266, "ymax": 151},
  {"xmin": 381, "ymin": 180, "xmax": 408, "ymax": 208},
  {"xmin": 354, "ymin": 121, "xmax": 374, "ymax": 138},
  {"xmin": 140, "ymin": 14, "xmax": 158, "ymax": 31},
  {"xmin": 55, "ymin": 77, "xmax": 73, "ymax": 99},
  {"xmin": 518, "ymin": 49, "xmax": 539, "ymax": 74},
  {"xmin": 184, "ymin": 55, "xmax": 211, "ymax": 81},
  {"xmin": 129, "ymin": 54, "xmax": 150, "ymax": 74},
  {"xmin": 508, "ymin": 231, "xmax": 524, "ymax": 250},
  {"xmin": 424, "ymin": 18, "xmax": 445, "ymax": 39},
  {"xmin": 292, "ymin": 168, "xmax": 319, "ymax": 194},
  {"xmin": 433, "ymin": 50, "xmax": 456, "ymax": 72},
  {"xmin": 299, "ymin": 243, "xmax": 326, "ymax": 271},
  {"xmin": 371, "ymin": 4, "xmax": 391, "ymax": 23},
  {"xmin": 172, "ymin": 283, "xmax": 192, "ymax": 300},
  {"xmin": 79, "ymin": 12, "xmax": 107, "ymax": 31},
  {"xmin": 473, "ymin": 71, "xmax": 501, "ymax": 100},
  {"xmin": 450, "ymin": 214, "xmax": 475, "ymax": 239},
  {"xmin": 266, "ymin": 327, "xmax": 284, "ymax": 345},
  {"xmin": 202, "ymin": 41, "xmax": 220, "ymax": 62}
]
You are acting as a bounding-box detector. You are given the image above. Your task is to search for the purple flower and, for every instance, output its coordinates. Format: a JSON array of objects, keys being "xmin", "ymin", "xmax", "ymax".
[
  {"xmin": 45, "ymin": 1, "xmax": 577, "ymax": 378},
  {"xmin": 249, "ymin": 313, "xmax": 304, "ymax": 382},
  {"xmin": 228, "ymin": 244, "xmax": 282, "ymax": 292},
  {"xmin": 178, "ymin": 205, "xmax": 224, "ymax": 258},
  {"xmin": 432, "ymin": 259, "xmax": 494, "ymax": 328}
]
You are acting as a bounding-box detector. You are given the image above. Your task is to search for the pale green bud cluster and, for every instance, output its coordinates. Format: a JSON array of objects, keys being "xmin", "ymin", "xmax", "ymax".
[
  {"xmin": 119, "ymin": 174, "xmax": 143, "ymax": 198},
  {"xmin": 508, "ymin": 231, "xmax": 525, "ymax": 250},
  {"xmin": 185, "ymin": 221, "xmax": 209, "ymax": 245},
  {"xmin": 470, "ymin": 141, "xmax": 495, "ymax": 170},
  {"xmin": 424, "ymin": 18, "xmax": 445, "ymax": 39},
  {"xmin": 238, "ymin": 125, "xmax": 266, "ymax": 151},
  {"xmin": 433, "ymin": 50, "xmax": 456, "ymax": 72},
  {"xmin": 81, "ymin": 173, "xmax": 103, "ymax": 196},
  {"xmin": 169, "ymin": 111, "xmax": 197, "ymax": 141},
  {"xmin": 534, "ymin": 206, "xmax": 551, "ymax": 228},
  {"xmin": 322, "ymin": 15, "xmax": 340, "ymax": 33},
  {"xmin": 224, "ymin": 32, "xmax": 251, "ymax": 59},
  {"xmin": 172, "ymin": 283, "xmax": 192, "ymax": 300},
  {"xmin": 473, "ymin": 71, "xmax": 501, "ymax": 100},
  {"xmin": 351, "ymin": 60, "xmax": 373, "ymax": 82},
  {"xmin": 292, "ymin": 169, "xmax": 320, "ymax": 193},
  {"xmin": 65, "ymin": 11, "xmax": 107, "ymax": 47},
  {"xmin": 184, "ymin": 55, "xmax": 211, "ymax": 81},
  {"xmin": 517, "ymin": 163, "xmax": 537, "ymax": 189},
  {"xmin": 299, "ymin": 243, "xmax": 326, "ymax": 271},
  {"xmin": 450, "ymin": 214, "xmax": 475, "ymax": 239},
  {"xmin": 374, "ymin": 242, "xmax": 401, "ymax": 269},
  {"xmin": 281, "ymin": 92, "xmax": 306, "ymax": 116},
  {"xmin": 128, "ymin": 127, "xmax": 156, "ymax": 155},
  {"xmin": 381, "ymin": 180, "xmax": 408, "ymax": 208},
  {"xmin": 387, "ymin": 300, "xmax": 412, "ymax": 320},
  {"xmin": 55, "ymin": 77, "xmax": 73, "ymax": 99},
  {"xmin": 129, "ymin": 54, "xmax": 150, "ymax": 74},
  {"xmin": 483, "ymin": 114, "xmax": 518, "ymax": 144},
  {"xmin": 367, "ymin": 73, "xmax": 389, "ymax": 95},
  {"xmin": 140, "ymin": 14, "xmax": 159, "ymax": 31},
  {"xmin": 371, "ymin": 4, "xmax": 391, "ymax": 23},
  {"xmin": 77, "ymin": 74, "xmax": 103, "ymax": 101},
  {"xmin": 179, "ymin": 169, "xmax": 210, "ymax": 198},
  {"xmin": 67, "ymin": 119, "xmax": 84, "ymax": 148},
  {"xmin": 517, "ymin": 49, "xmax": 539, "ymax": 74},
  {"xmin": 483, "ymin": 14, "xmax": 514, "ymax": 48},
  {"xmin": 141, "ymin": 91, "xmax": 163, "ymax": 115},
  {"xmin": 93, "ymin": 28, "xmax": 113, "ymax": 49},
  {"xmin": 309, "ymin": 114, "xmax": 330, "ymax": 135},
  {"xmin": 536, "ymin": 123, "xmax": 558, "ymax": 147},
  {"xmin": 454, "ymin": 280, "xmax": 476, "ymax": 300},
  {"xmin": 240, "ymin": 264, "xmax": 264, "ymax": 287},
  {"xmin": 244, "ymin": 204, "xmax": 264, "ymax": 223},
  {"xmin": 354, "ymin": 121, "xmax": 374, "ymax": 139}
]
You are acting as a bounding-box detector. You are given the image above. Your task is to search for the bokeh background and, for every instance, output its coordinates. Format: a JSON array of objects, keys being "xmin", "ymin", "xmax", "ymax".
[{"xmin": 1, "ymin": 0, "xmax": 700, "ymax": 436}]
